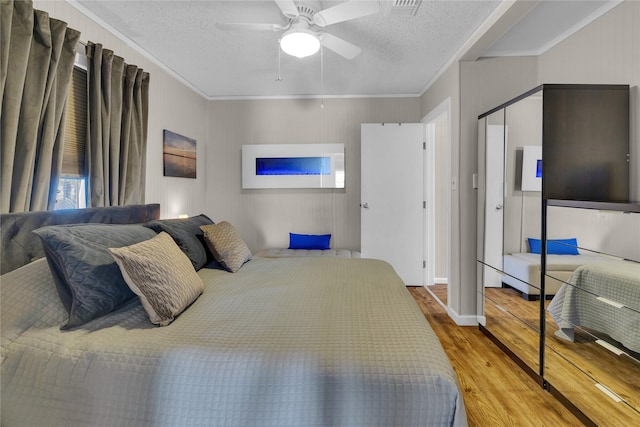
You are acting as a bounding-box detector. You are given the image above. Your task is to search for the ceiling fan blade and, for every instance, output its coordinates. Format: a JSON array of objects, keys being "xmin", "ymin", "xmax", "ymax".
[
  {"xmin": 274, "ymin": 0, "xmax": 299, "ymax": 19},
  {"xmin": 215, "ymin": 23, "xmax": 283, "ymax": 31},
  {"xmin": 313, "ymin": 1, "xmax": 379, "ymax": 27},
  {"xmin": 321, "ymin": 32, "xmax": 361, "ymax": 60}
]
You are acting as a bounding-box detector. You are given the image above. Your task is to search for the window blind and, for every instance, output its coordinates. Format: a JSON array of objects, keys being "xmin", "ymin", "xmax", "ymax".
[{"xmin": 61, "ymin": 66, "xmax": 87, "ymax": 176}]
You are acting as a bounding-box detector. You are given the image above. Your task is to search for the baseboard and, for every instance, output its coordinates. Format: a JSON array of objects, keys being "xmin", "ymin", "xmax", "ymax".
[
  {"xmin": 447, "ymin": 307, "xmax": 482, "ymax": 326},
  {"xmin": 434, "ymin": 277, "xmax": 448, "ymax": 284},
  {"xmin": 423, "ymin": 285, "xmax": 482, "ymax": 326}
]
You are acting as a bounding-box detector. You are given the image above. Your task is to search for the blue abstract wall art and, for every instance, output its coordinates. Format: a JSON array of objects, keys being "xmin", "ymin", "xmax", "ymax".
[{"xmin": 256, "ymin": 157, "xmax": 331, "ymax": 176}]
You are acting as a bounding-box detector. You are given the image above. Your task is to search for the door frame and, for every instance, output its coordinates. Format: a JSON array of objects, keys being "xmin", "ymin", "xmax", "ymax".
[{"xmin": 421, "ymin": 98, "xmax": 452, "ymax": 308}]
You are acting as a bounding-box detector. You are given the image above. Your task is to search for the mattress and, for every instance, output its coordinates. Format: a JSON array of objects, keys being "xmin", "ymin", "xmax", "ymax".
[
  {"xmin": 1, "ymin": 256, "xmax": 466, "ymax": 427},
  {"xmin": 254, "ymin": 248, "xmax": 361, "ymax": 258},
  {"xmin": 502, "ymin": 253, "xmax": 611, "ymax": 297},
  {"xmin": 548, "ymin": 261, "xmax": 640, "ymax": 353}
]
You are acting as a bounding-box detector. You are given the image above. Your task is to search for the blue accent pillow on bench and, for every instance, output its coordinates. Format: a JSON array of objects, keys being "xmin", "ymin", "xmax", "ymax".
[
  {"xmin": 528, "ymin": 238, "xmax": 579, "ymax": 255},
  {"xmin": 289, "ymin": 233, "xmax": 331, "ymax": 250}
]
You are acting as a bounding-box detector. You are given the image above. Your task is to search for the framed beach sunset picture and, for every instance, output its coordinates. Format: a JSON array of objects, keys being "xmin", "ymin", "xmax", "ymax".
[{"xmin": 163, "ymin": 130, "xmax": 196, "ymax": 178}]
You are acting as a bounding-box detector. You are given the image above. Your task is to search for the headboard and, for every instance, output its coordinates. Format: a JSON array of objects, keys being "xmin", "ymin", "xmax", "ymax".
[{"xmin": 1, "ymin": 204, "xmax": 160, "ymax": 275}]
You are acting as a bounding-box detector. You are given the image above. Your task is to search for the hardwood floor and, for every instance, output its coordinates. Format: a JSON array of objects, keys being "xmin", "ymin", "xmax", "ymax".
[
  {"xmin": 409, "ymin": 286, "xmax": 583, "ymax": 427},
  {"xmin": 427, "ymin": 283, "xmax": 447, "ymax": 305}
]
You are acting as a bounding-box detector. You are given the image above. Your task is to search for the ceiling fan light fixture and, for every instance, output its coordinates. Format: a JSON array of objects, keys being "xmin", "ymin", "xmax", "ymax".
[{"xmin": 280, "ymin": 29, "xmax": 320, "ymax": 58}]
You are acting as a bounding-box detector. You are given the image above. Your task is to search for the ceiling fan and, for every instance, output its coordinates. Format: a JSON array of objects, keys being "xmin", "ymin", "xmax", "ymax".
[{"xmin": 216, "ymin": 0, "xmax": 380, "ymax": 60}]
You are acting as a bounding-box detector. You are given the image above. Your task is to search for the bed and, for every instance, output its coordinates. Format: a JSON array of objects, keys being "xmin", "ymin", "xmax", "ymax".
[
  {"xmin": 547, "ymin": 261, "xmax": 640, "ymax": 354},
  {"xmin": 0, "ymin": 205, "xmax": 467, "ymax": 427},
  {"xmin": 502, "ymin": 252, "xmax": 611, "ymax": 299}
]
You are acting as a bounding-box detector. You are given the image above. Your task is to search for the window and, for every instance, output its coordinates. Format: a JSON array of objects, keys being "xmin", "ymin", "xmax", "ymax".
[
  {"xmin": 55, "ymin": 48, "xmax": 87, "ymax": 210},
  {"xmin": 56, "ymin": 177, "xmax": 86, "ymax": 209}
]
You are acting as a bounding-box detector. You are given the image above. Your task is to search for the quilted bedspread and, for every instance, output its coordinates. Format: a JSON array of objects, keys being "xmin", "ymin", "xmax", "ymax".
[
  {"xmin": 548, "ymin": 261, "xmax": 640, "ymax": 353},
  {"xmin": 1, "ymin": 257, "xmax": 466, "ymax": 427}
]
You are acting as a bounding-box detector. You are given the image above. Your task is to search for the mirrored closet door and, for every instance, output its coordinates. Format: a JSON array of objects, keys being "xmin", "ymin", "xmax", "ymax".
[
  {"xmin": 477, "ymin": 84, "xmax": 637, "ymax": 425},
  {"xmin": 477, "ymin": 95, "xmax": 542, "ymax": 378}
]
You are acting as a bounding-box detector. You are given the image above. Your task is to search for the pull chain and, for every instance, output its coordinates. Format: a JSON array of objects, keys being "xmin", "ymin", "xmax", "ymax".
[
  {"xmin": 320, "ymin": 44, "xmax": 324, "ymax": 109},
  {"xmin": 276, "ymin": 44, "xmax": 282, "ymax": 82}
]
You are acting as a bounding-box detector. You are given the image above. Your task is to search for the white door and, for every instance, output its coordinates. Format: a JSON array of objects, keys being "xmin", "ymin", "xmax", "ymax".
[
  {"xmin": 361, "ymin": 123, "xmax": 425, "ymax": 286},
  {"xmin": 484, "ymin": 124, "xmax": 505, "ymax": 287}
]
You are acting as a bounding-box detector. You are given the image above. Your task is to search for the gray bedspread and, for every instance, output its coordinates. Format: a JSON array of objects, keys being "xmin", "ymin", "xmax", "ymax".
[
  {"xmin": 1, "ymin": 256, "xmax": 466, "ymax": 427},
  {"xmin": 548, "ymin": 261, "xmax": 640, "ymax": 353}
]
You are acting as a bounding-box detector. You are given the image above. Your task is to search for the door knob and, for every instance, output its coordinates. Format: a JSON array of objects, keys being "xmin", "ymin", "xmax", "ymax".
[
  {"xmin": 496, "ymin": 204, "xmax": 503, "ymax": 210},
  {"xmin": 361, "ymin": 202, "xmax": 369, "ymax": 209}
]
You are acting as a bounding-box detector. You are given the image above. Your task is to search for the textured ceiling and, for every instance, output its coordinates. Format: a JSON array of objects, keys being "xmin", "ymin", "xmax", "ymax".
[
  {"xmin": 72, "ymin": 0, "xmax": 618, "ymax": 99},
  {"xmin": 481, "ymin": 0, "xmax": 619, "ymax": 57}
]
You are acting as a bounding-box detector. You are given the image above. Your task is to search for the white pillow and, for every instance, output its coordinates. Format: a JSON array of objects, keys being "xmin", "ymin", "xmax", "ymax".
[{"xmin": 109, "ymin": 232, "xmax": 204, "ymax": 326}]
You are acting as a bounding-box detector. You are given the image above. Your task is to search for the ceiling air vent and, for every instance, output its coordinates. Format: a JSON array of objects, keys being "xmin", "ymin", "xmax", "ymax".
[
  {"xmin": 388, "ymin": 0, "xmax": 422, "ymax": 16},
  {"xmin": 295, "ymin": 4, "xmax": 317, "ymax": 22}
]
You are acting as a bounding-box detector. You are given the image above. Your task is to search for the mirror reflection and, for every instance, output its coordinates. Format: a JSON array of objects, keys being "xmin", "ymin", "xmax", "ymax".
[
  {"xmin": 482, "ymin": 109, "xmax": 505, "ymax": 279},
  {"xmin": 479, "ymin": 103, "xmax": 541, "ymax": 374},
  {"xmin": 478, "ymin": 83, "xmax": 638, "ymax": 425},
  {"xmin": 544, "ymin": 205, "xmax": 640, "ymax": 422}
]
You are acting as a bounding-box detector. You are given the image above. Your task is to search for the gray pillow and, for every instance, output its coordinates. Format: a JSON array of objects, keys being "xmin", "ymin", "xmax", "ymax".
[
  {"xmin": 109, "ymin": 232, "xmax": 204, "ymax": 326},
  {"xmin": 201, "ymin": 221, "xmax": 252, "ymax": 273},
  {"xmin": 33, "ymin": 224, "xmax": 157, "ymax": 330},
  {"xmin": 144, "ymin": 214, "xmax": 216, "ymax": 270}
]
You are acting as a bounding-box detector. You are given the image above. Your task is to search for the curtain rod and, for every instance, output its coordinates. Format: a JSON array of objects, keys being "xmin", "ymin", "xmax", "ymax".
[{"xmin": 74, "ymin": 40, "xmax": 147, "ymax": 75}]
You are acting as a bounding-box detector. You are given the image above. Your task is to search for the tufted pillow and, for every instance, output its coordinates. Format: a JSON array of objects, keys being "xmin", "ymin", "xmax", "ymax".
[
  {"xmin": 528, "ymin": 238, "xmax": 579, "ymax": 255},
  {"xmin": 289, "ymin": 233, "xmax": 331, "ymax": 250},
  {"xmin": 33, "ymin": 224, "xmax": 157, "ymax": 329},
  {"xmin": 109, "ymin": 232, "xmax": 204, "ymax": 326},
  {"xmin": 144, "ymin": 214, "xmax": 217, "ymax": 270},
  {"xmin": 200, "ymin": 222, "xmax": 252, "ymax": 273}
]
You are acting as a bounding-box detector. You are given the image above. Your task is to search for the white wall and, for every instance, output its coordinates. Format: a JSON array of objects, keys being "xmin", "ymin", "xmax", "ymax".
[
  {"xmin": 460, "ymin": 56, "xmax": 540, "ymax": 316},
  {"xmin": 205, "ymin": 97, "xmax": 420, "ymax": 252},
  {"xmin": 34, "ymin": 1, "xmax": 209, "ymax": 219}
]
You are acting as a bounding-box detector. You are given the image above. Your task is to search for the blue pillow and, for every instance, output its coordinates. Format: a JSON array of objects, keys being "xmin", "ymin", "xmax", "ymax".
[
  {"xmin": 527, "ymin": 238, "xmax": 579, "ymax": 255},
  {"xmin": 144, "ymin": 214, "xmax": 217, "ymax": 270},
  {"xmin": 33, "ymin": 224, "xmax": 157, "ymax": 329},
  {"xmin": 289, "ymin": 233, "xmax": 331, "ymax": 250}
]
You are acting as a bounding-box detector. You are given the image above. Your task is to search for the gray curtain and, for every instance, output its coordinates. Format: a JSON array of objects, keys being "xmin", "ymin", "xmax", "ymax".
[
  {"xmin": 0, "ymin": 0, "xmax": 80, "ymax": 213},
  {"xmin": 86, "ymin": 42, "xmax": 149, "ymax": 207}
]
